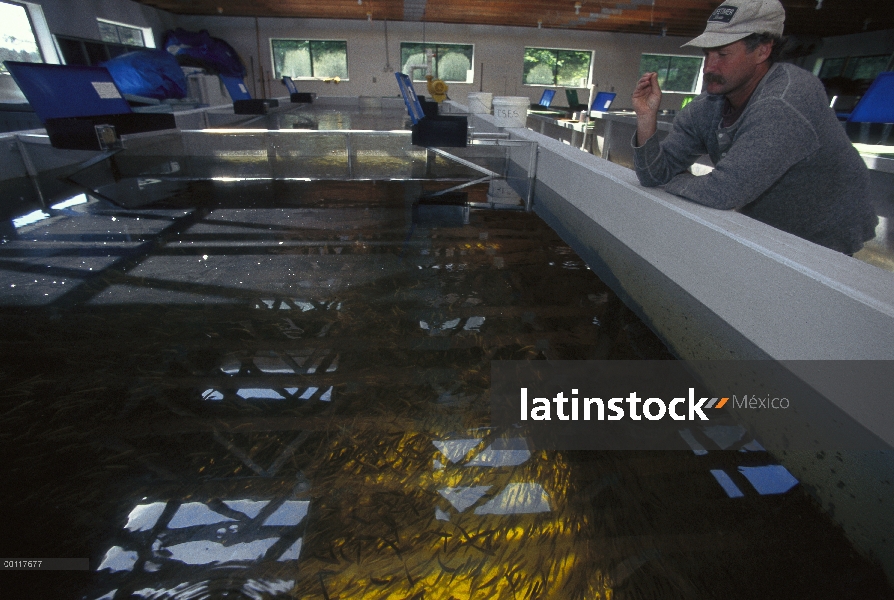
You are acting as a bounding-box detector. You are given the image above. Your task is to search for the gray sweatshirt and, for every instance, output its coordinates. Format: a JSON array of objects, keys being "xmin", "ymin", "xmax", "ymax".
[{"xmin": 632, "ymin": 62, "xmax": 877, "ymax": 255}]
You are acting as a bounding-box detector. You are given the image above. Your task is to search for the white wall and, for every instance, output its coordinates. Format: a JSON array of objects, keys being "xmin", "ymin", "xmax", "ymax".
[{"xmin": 170, "ymin": 15, "xmax": 705, "ymax": 111}]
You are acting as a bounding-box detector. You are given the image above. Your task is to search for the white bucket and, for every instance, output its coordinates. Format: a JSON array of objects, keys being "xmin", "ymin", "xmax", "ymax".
[
  {"xmin": 492, "ymin": 96, "xmax": 529, "ymax": 128},
  {"xmin": 467, "ymin": 92, "xmax": 493, "ymax": 114}
]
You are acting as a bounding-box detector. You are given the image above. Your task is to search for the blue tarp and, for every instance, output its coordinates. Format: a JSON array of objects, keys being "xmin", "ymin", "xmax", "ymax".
[
  {"xmin": 163, "ymin": 29, "xmax": 246, "ymax": 78},
  {"xmin": 101, "ymin": 50, "xmax": 187, "ymax": 100}
]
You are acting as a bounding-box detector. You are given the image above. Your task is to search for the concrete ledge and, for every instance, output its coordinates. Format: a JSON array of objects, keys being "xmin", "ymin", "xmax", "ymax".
[{"xmin": 514, "ymin": 127, "xmax": 894, "ymax": 360}]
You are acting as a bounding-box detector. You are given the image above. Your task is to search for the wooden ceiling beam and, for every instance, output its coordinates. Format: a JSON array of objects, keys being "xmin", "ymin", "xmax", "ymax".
[{"xmin": 131, "ymin": 0, "xmax": 894, "ymax": 38}]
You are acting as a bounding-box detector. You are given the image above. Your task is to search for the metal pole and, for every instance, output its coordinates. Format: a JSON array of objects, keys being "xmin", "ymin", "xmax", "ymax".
[
  {"xmin": 525, "ymin": 142, "xmax": 538, "ymax": 213},
  {"xmin": 255, "ymin": 18, "xmax": 266, "ymax": 98},
  {"xmin": 15, "ymin": 136, "xmax": 45, "ymax": 208}
]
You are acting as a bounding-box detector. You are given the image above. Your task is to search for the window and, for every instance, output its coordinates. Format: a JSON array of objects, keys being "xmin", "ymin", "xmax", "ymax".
[
  {"xmin": 843, "ymin": 55, "xmax": 890, "ymax": 81},
  {"xmin": 818, "ymin": 57, "xmax": 846, "ymax": 79},
  {"xmin": 97, "ymin": 19, "xmax": 145, "ymax": 48},
  {"xmin": 820, "ymin": 55, "xmax": 890, "ymax": 81},
  {"xmin": 57, "ymin": 18, "xmax": 152, "ymax": 66},
  {"xmin": 0, "ymin": 0, "xmax": 43, "ymax": 73},
  {"xmin": 523, "ymin": 48, "xmax": 591, "ymax": 88},
  {"xmin": 639, "ymin": 54, "xmax": 703, "ymax": 93},
  {"xmin": 400, "ymin": 42, "xmax": 473, "ymax": 83},
  {"xmin": 56, "ymin": 35, "xmax": 142, "ymax": 66},
  {"xmin": 271, "ymin": 40, "xmax": 348, "ymax": 80}
]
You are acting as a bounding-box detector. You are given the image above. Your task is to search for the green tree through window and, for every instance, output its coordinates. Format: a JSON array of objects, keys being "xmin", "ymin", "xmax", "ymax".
[
  {"xmin": 0, "ymin": 0, "xmax": 42, "ymax": 73},
  {"xmin": 524, "ymin": 48, "xmax": 591, "ymax": 87},
  {"xmin": 272, "ymin": 39, "xmax": 348, "ymax": 80}
]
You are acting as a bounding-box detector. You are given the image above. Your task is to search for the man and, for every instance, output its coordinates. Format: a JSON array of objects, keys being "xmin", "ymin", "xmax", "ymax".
[{"xmin": 631, "ymin": 0, "xmax": 877, "ymax": 255}]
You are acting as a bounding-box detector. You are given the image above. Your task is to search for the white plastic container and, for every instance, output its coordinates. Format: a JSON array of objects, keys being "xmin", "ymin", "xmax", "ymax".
[
  {"xmin": 492, "ymin": 96, "xmax": 529, "ymax": 128},
  {"xmin": 467, "ymin": 92, "xmax": 493, "ymax": 114}
]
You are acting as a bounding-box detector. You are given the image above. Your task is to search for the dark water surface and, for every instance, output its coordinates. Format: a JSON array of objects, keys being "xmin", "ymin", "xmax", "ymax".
[{"xmin": 0, "ymin": 174, "xmax": 890, "ymax": 599}]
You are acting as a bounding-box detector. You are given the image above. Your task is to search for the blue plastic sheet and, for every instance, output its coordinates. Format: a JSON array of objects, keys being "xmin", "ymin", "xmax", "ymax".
[
  {"xmin": 220, "ymin": 75, "xmax": 252, "ymax": 101},
  {"xmin": 101, "ymin": 50, "xmax": 187, "ymax": 100},
  {"xmin": 163, "ymin": 29, "xmax": 246, "ymax": 78},
  {"xmin": 395, "ymin": 72, "xmax": 424, "ymax": 124},
  {"xmin": 4, "ymin": 62, "xmax": 132, "ymax": 120},
  {"xmin": 847, "ymin": 72, "xmax": 894, "ymax": 123}
]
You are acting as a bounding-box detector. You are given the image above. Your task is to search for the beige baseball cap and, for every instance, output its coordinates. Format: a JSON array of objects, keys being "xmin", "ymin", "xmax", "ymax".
[{"xmin": 683, "ymin": 0, "xmax": 785, "ymax": 48}]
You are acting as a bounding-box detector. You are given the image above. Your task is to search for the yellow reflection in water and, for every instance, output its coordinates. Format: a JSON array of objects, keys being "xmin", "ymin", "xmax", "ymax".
[{"xmin": 293, "ymin": 431, "xmax": 613, "ymax": 599}]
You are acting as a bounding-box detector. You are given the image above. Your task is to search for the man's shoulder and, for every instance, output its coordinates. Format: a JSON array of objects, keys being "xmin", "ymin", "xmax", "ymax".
[
  {"xmin": 759, "ymin": 63, "xmax": 826, "ymax": 99},
  {"xmin": 767, "ymin": 62, "xmax": 820, "ymax": 82}
]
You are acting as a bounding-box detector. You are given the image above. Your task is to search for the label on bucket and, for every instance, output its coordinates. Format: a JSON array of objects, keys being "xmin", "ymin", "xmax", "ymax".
[
  {"xmin": 492, "ymin": 97, "xmax": 529, "ymax": 127},
  {"xmin": 496, "ymin": 107, "xmax": 521, "ymax": 117}
]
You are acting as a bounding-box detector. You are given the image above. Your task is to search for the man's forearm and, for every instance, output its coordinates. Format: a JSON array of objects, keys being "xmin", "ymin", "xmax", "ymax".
[{"xmin": 635, "ymin": 114, "xmax": 658, "ymax": 147}]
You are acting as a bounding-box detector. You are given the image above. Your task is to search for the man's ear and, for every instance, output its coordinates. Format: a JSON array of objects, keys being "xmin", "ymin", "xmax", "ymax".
[{"xmin": 755, "ymin": 42, "xmax": 773, "ymax": 64}]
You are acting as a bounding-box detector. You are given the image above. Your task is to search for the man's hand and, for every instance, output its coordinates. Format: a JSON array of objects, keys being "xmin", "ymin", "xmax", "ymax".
[
  {"xmin": 632, "ymin": 72, "xmax": 661, "ymax": 146},
  {"xmin": 632, "ymin": 72, "xmax": 662, "ymax": 115}
]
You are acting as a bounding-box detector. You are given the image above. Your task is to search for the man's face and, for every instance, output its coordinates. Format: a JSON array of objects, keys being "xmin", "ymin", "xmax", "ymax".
[{"xmin": 702, "ymin": 40, "xmax": 771, "ymax": 97}]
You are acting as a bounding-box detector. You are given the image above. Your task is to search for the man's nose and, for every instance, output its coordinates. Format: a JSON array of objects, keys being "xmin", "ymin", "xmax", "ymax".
[{"xmin": 703, "ymin": 55, "xmax": 719, "ymax": 73}]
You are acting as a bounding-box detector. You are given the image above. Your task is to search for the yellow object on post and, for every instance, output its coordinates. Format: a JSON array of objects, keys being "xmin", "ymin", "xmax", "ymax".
[{"xmin": 426, "ymin": 75, "xmax": 449, "ymax": 103}]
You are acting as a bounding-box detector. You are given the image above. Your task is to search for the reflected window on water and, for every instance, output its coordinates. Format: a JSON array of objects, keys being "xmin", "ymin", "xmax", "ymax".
[{"xmin": 12, "ymin": 208, "xmax": 49, "ymax": 228}]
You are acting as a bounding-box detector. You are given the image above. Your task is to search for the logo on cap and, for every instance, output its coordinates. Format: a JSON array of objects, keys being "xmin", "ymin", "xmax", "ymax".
[{"xmin": 708, "ymin": 6, "xmax": 738, "ymax": 23}]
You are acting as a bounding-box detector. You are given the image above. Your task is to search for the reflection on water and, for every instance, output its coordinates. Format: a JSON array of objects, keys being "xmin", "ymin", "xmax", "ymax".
[
  {"xmin": 207, "ymin": 104, "xmax": 412, "ymax": 133},
  {"xmin": 0, "ymin": 175, "xmax": 891, "ymax": 600}
]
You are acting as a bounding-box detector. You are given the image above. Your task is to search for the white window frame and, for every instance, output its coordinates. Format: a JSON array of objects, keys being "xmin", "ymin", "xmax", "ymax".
[
  {"xmin": 96, "ymin": 17, "xmax": 155, "ymax": 49},
  {"xmin": 639, "ymin": 52, "xmax": 704, "ymax": 94}
]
